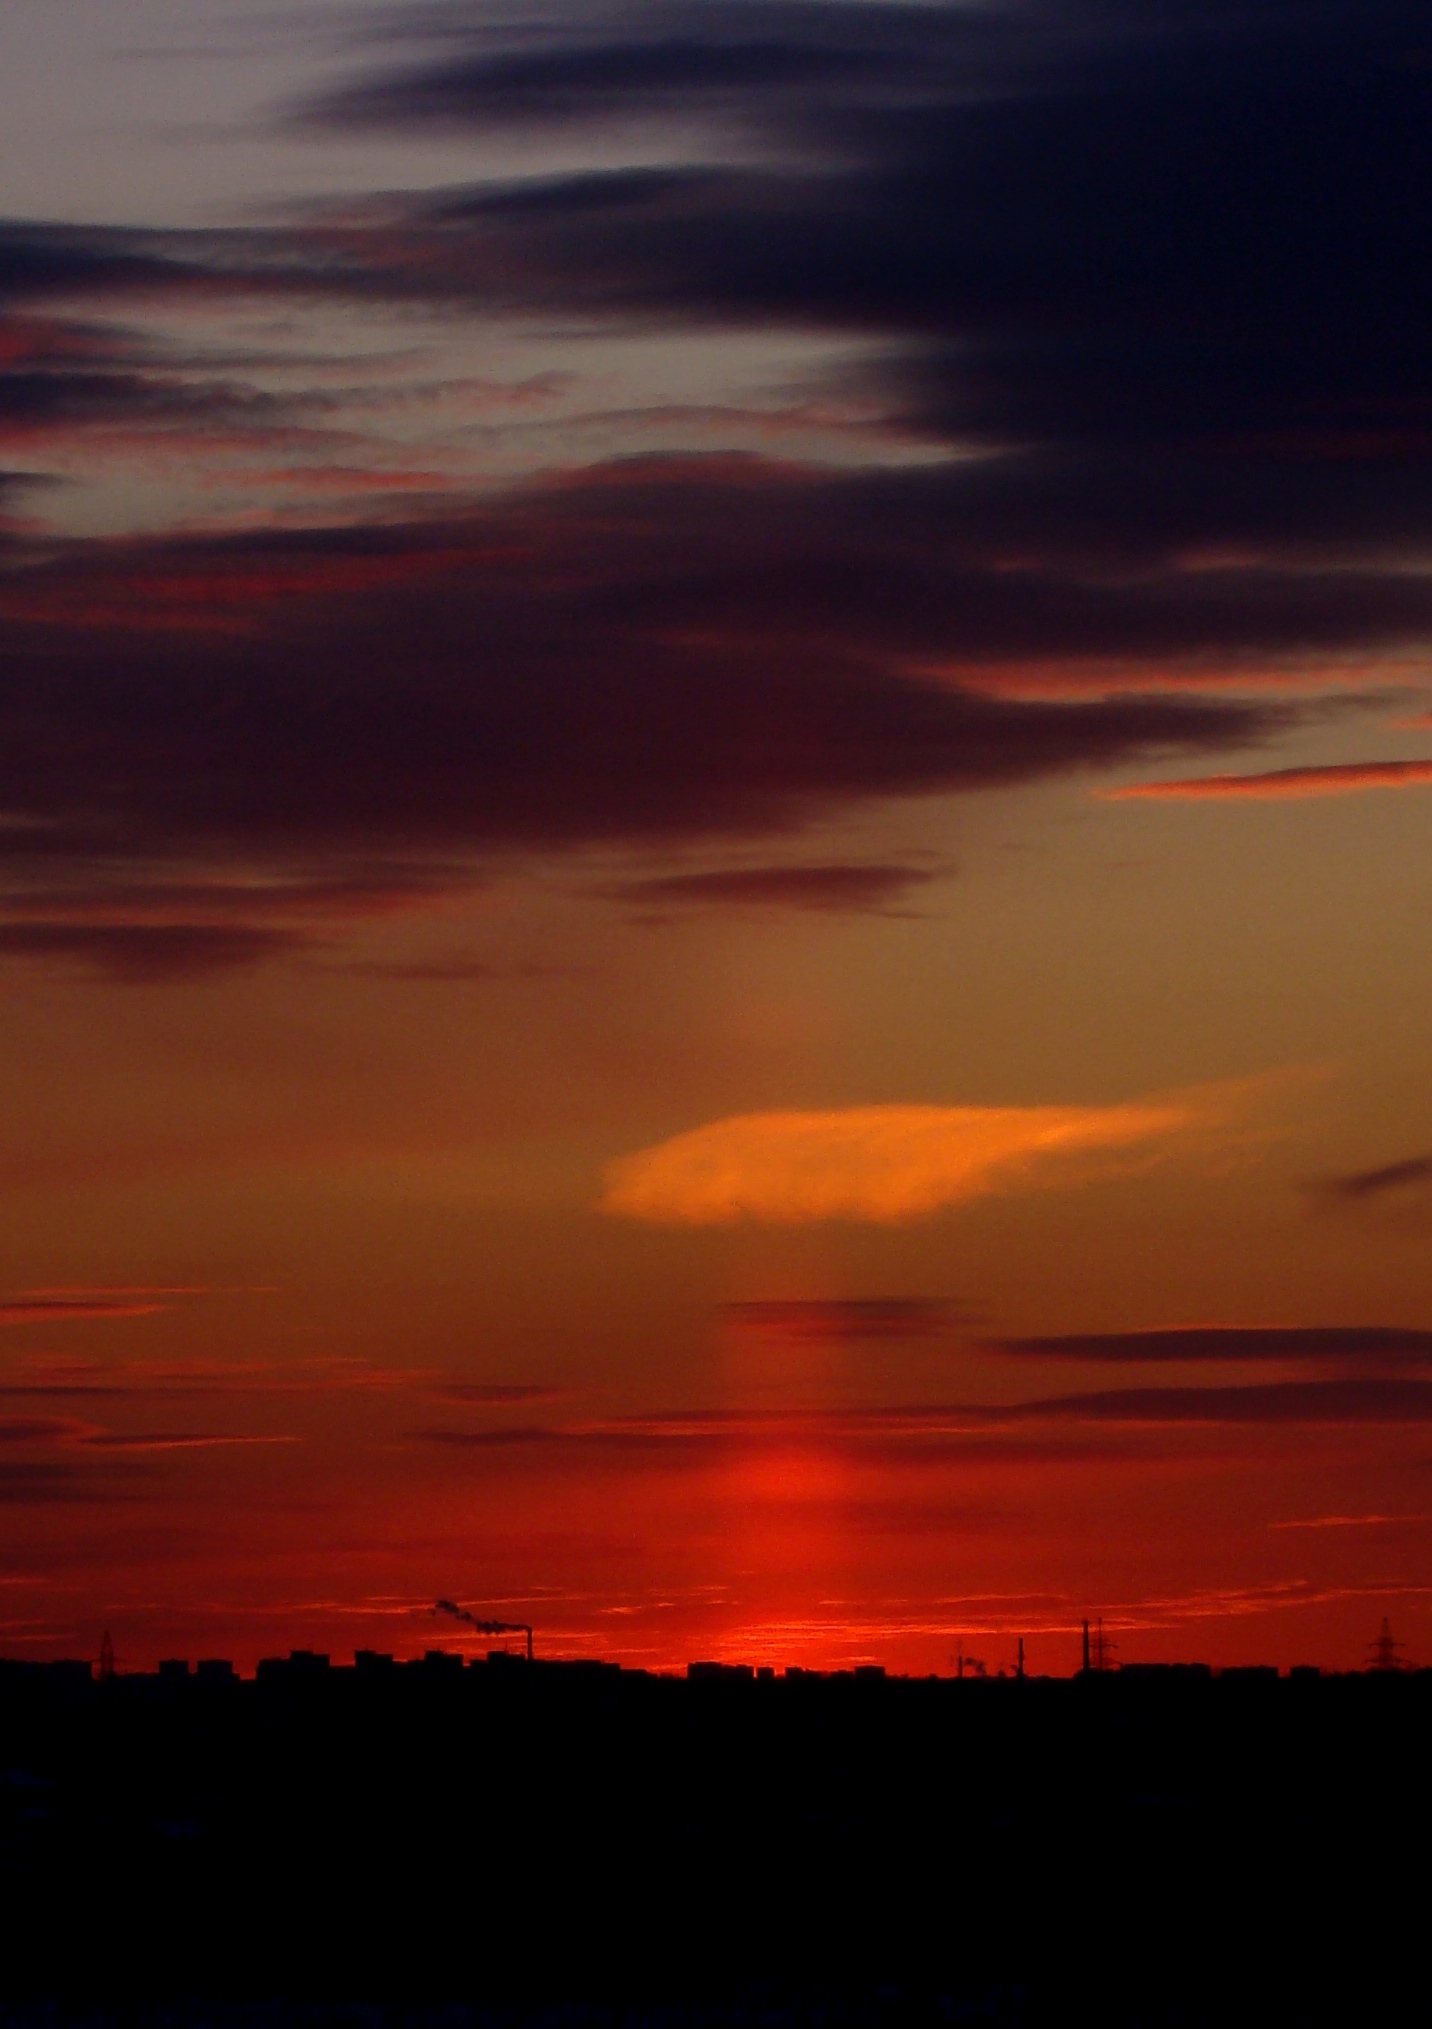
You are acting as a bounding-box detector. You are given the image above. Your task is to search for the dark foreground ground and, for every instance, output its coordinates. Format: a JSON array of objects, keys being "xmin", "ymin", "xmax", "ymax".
[{"xmin": 1, "ymin": 1654, "xmax": 1427, "ymax": 2026}]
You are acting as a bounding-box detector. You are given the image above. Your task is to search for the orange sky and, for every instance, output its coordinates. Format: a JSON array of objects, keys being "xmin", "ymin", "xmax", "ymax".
[{"xmin": 2, "ymin": 0, "xmax": 1431, "ymax": 1676}]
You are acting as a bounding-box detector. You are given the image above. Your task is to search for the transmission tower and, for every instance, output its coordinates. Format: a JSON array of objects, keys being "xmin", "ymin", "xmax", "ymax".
[
  {"xmin": 1369, "ymin": 1617, "xmax": 1405, "ymax": 1672},
  {"xmin": 1092, "ymin": 1617, "xmax": 1117, "ymax": 1672}
]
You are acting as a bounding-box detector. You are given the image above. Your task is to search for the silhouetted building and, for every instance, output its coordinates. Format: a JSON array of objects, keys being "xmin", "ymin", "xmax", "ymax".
[
  {"xmin": 257, "ymin": 1650, "xmax": 330, "ymax": 1685},
  {"xmin": 25, "ymin": 1659, "xmax": 96, "ymax": 1694},
  {"xmin": 0, "ymin": 1640, "xmax": 1428, "ymax": 2021}
]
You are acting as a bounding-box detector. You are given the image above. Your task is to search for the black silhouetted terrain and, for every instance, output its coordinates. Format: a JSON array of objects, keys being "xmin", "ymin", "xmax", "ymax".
[{"xmin": 1, "ymin": 1652, "xmax": 1427, "ymax": 2025}]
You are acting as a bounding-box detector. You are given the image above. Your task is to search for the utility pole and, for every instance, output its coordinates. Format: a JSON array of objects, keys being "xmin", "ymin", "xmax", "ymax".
[
  {"xmin": 1017, "ymin": 1636, "xmax": 1025, "ymax": 1680},
  {"xmin": 98, "ymin": 1631, "xmax": 114, "ymax": 1683},
  {"xmin": 1082, "ymin": 1621, "xmax": 1090, "ymax": 1675}
]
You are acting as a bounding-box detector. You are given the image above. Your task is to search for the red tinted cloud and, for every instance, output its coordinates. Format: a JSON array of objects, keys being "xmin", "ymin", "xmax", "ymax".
[
  {"xmin": 0, "ymin": 1297, "xmax": 168, "ymax": 1325},
  {"xmin": 1106, "ymin": 758, "xmax": 1432, "ymax": 801}
]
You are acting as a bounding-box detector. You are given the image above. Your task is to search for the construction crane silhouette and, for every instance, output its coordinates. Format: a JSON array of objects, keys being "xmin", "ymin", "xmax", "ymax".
[{"xmin": 435, "ymin": 1598, "xmax": 533, "ymax": 1661}]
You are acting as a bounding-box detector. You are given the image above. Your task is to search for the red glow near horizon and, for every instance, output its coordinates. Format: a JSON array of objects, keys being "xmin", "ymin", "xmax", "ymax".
[{"xmin": 3, "ymin": 1351, "xmax": 1426, "ymax": 1677}]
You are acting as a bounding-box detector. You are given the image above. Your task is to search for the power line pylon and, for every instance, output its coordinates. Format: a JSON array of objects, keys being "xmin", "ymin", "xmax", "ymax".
[{"xmin": 1369, "ymin": 1617, "xmax": 1405, "ymax": 1672}]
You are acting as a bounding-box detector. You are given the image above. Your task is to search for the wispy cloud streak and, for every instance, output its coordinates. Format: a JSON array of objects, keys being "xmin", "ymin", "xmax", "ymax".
[
  {"xmin": 0, "ymin": 1297, "xmax": 167, "ymax": 1326},
  {"xmin": 721, "ymin": 1299, "xmax": 959, "ymax": 1341},
  {"xmin": 1106, "ymin": 759, "xmax": 1432, "ymax": 802},
  {"xmin": 603, "ymin": 1096, "xmax": 1199, "ymax": 1225},
  {"xmin": 606, "ymin": 863, "xmax": 939, "ymax": 914},
  {"xmin": 1314, "ymin": 1155, "xmax": 1432, "ymax": 1204},
  {"xmin": 990, "ymin": 1326, "xmax": 1432, "ymax": 1363}
]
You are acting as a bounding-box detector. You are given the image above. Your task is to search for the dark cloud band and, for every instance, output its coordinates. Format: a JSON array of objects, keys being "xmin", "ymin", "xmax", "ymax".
[
  {"xmin": 0, "ymin": 0, "xmax": 1428, "ymax": 963},
  {"xmin": 991, "ymin": 1327, "xmax": 1432, "ymax": 1363},
  {"xmin": 305, "ymin": 0, "xmax": 1432, "ymax": 463},
  {"xmin": 0, "ymin": 463, "xmax": 1281, "ymax": 874}
]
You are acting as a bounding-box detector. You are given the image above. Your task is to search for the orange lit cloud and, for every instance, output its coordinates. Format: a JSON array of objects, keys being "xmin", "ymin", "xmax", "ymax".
[
  {"xmin": 601, "ymin": 1098, "xmax": 1197, "ymax": 1225},
  {"xmin": 1104, "ymin": 758, "xmax": 1432, "ymax": 801}
]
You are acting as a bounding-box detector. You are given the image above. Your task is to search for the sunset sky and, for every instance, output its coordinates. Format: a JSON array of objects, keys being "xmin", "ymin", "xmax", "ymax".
[{"xmin": 3, "ymin": 0, "xmax": 1431, "ymax": 1676}]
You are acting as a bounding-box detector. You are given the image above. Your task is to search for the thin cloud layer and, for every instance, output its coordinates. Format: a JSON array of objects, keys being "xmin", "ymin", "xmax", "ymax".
[
  {"xmin": 0, "ymin": 1296, "xmax": 166, "ymax": 1325},
  {"xmin": 1030, "ymin": 1379, "xmax": 1432, "ymax": 1425},
  {"xmin": 0, "ymin": 312, "xmax": 329, "ymax": 451},
  {"xmin": 602, "ymin": 1097, "xmax": 1195, "ymax": 1225},
  {"xmin": 992, "ymin": 1327, "xmax": 1432, "ymax": 1363},
  {"xmin": 1319, "ymin": 1155, "xmax": 1432, "ymax": 1204},
  {"xmin": 721, "ymin": 1299, "xmax": 958, "ymax": 1341},
  {"xmin": 1307, "ymin": 1154, "xmax": 1432, "ymax": 1231},
  {"xmin": 0, "ymin": 920, "xmax": 303, "ymax": 982},
  {"xmin": 1107, "ymin": 759, "xmax": 1432, "ymax": 803},
  {"xmin": 608, "ymin": 863, "xmax": 939, "ymax": 913}
]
